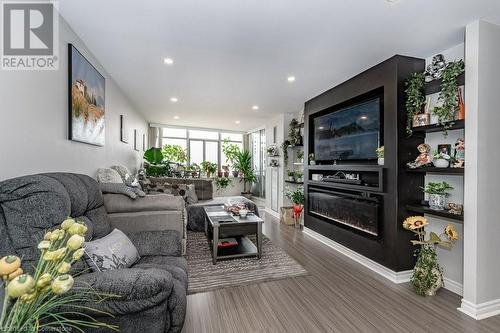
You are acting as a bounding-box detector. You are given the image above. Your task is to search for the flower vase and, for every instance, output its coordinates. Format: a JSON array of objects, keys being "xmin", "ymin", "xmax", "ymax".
[
  {"xmin": 293, "ymin": 204, "xmax": 303, "ymax": 229},
  {"xmin": 433, "ymin": 159, "xmax": 449, "ymax": 168},
  {"xmin": 377, "ymin": 158, "xmax": 384, "ymax": 166},
  {"xmin": 411, "ymin": 245, "xmax": 443, "ymax": 296}
]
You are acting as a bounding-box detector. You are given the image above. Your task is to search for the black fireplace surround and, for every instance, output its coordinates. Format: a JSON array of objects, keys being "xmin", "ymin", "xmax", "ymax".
[{"xmin": 303, "ymin": 55, "xmax": 425, "ymax": 272}]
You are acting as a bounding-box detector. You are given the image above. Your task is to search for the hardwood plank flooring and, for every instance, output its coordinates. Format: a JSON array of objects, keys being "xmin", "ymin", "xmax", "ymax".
[{"xmin": 183, "ymin": 213, "xmax": 500, "ymax": 333}]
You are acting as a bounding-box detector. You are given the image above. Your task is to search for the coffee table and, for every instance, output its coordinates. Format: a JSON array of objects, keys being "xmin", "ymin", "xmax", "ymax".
[{"xmin": 204, "ymin": 205, "xmax": 264, "ymax": 264}]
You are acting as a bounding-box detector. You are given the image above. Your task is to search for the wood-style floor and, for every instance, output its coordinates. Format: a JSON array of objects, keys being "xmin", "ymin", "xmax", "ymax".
[{"xmin": 182, "ymin": 213, "xmax": 500, "ymax": 333}]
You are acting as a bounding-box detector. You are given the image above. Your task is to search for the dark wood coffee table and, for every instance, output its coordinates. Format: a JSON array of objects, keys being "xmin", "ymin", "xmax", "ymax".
[{"xmin": 204, "ymin": 205, "xmax": 264, "ymax": 264}]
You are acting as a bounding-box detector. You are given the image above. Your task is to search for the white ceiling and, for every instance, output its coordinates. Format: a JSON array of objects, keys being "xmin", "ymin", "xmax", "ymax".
[{"xmin": 59, "ymin": 0, "xmax": 500, "ymax": 131}]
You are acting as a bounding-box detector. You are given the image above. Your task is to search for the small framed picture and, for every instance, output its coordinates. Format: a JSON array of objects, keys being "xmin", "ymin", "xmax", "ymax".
[
  {"xmin": 437, "ymin": 144, "xmax": 451, "ymax": 155},
  {"xmin": 120, "ymin": 115, "xmax": 128, "ymax": 143},
  {"xmin": 142, "ymin": 133, "xmax": 146, "ymax": 151},
  {"xmin": 413, "ymin": 113, "xmax": 430, "ymax": 127},
  {"xmin": 134, "ymin": 129, "xmax": 139, "ymax": 151}
]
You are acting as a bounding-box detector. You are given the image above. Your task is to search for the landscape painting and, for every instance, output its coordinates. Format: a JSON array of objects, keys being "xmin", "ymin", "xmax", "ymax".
[{"xmin": 69, "ymin": 44, "xmax": 105, "ymax": 146}]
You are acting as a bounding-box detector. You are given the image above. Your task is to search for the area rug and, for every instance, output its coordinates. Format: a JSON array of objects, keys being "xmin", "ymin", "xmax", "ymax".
[{"xmin": 186, "ymin": 231, "xmax": 308, "ymax": 294}]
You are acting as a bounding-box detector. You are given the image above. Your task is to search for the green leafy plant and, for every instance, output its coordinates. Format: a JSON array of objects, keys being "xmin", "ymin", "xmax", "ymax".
[
  {"xmin": 222, "ymin": 139, "xmax": 241, "ymax": 169},
  {"xmin": 433, "ymin": 60, "xmax": 465, "ymax": 133},
  {"xmin": 234, "ymin": 150, "xmax": 258, "ymax": 193},
  {"xmin": 161, "ymin": 144, "xmax": 187, "ymax": 164},
  {"xmin": 421, "ymin": 182, "xmax": 453, "ymax": 196},
  {"xmin": 214, "ymin": 177, "xmax": 233, "ymax": 192},
  {"xmin": 200, "ymin": 161, "xmax": 217, "ymax": 178},
  {"xmin": 287, "ymin": 170, "xmax": 295, "ymax": 178},
  {"xmin": 308, "ymin": 153, "xmax": 315, "ymax": 162},
  {"xmin": 0, "ymin": 218, "xmax": 117, "ymax": 332},
  {"xmin": 297, "ymin": 150, "xmax": 304, "ymax": 161},
  {"xmin": 288, "ymin": 119, "xmax": 302, "ymax": 146},
  {"xmin": 143, "ymin": 147, "xmax": 163, "ymax": 165},
  {"xmin": 376, "ymin": 146, "xmax": 384, "ymax": 158},
  {"xmin": 294, "ymin": 171, "xmax": 303, "ymax": 181},
  {"xmin": 285, "ymin": 186, "xmax": 305, "ymax": 205},
  {"xmin": 405, "ymin": 72, "xmax": 426, "ymax": 136},
  {"xmin": 281, "ymin": 140, "xmax": 290, "ymax": 165},
  {"xmin": 143, "ymin": 148, "xmax": 171, "ymax": 177}
]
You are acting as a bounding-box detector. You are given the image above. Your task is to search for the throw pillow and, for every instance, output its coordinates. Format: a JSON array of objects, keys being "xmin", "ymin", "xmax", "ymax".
[
  {"xmin": 186, "ymin": 184, "xmax": 198, "ymax": 204},
  {"xmin": 84, "ymin": 229, "xmax": 140, "ymax": 272},
  {"xmin": 111, "ymin": 165, "xmax": 140, "ymax": 188},
  {"xmin": 96, "ymin": 168, "xmax": 124, "ymax": 184},
  {"xmin": 99, "ymin": 183, "xmax": 138, "ymax": 199}
]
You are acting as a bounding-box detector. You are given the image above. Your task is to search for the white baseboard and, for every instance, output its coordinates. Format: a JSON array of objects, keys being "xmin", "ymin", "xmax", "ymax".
[
  {"xmin": 303, "ymin": 227, "xmax": 412, "ymax": 284},
  {"xmin": 459, "ymin": 298, "xmax": 500, "ymax": 320},
  {"xmin": 443, "ymin": 277, "xmax": 463, "ymax": 296},
  {"xmin": 263, "ymin": 208, "xmax": 280, "ymax": 219}
]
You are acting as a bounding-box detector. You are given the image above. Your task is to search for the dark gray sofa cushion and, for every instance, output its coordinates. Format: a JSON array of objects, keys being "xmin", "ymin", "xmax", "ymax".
[{"xmin": 0, "ymin": 173, "xmax": 111, "ymax": 268}]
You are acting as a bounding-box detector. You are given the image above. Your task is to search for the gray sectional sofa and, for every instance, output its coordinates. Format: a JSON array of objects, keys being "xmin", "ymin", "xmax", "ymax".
[{"xmin": 0, "ymin": 173, "xmax": 187, "ymax": 333}]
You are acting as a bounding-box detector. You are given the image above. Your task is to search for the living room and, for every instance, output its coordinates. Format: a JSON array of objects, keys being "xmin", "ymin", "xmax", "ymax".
[{"xmin": 1, "ymin": 0, "xmax": 500, "ymax": 332}]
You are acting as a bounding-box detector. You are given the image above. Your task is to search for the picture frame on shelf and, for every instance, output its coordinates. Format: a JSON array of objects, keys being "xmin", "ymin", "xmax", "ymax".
[
  {"xmin": 437, "ymin": 144, "xmax": 451, "ymax": 155},
  {"xmin": 412, "ymin": 113, "xmax": 430, "ymax": 127}
]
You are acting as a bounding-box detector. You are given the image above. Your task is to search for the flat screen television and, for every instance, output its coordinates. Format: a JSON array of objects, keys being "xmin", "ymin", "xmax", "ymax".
[{"xmin": 313, "ymin": 97, "xmax": 382, "ymax": 162}]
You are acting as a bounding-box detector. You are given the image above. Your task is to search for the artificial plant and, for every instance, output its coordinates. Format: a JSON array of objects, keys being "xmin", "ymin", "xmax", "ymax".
[
  {"xmin": 405, "ymin": 72, "xmax": 426, "ymax": 136},
  {"xmin": 421, "ymin": 182, "xmax": 453, "ymax": 196}
]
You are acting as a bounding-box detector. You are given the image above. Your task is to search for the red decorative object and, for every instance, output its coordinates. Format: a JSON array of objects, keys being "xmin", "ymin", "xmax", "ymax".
[{"xmin": 293, "ymin": 204, "xmax": 304, "ymax": 228}]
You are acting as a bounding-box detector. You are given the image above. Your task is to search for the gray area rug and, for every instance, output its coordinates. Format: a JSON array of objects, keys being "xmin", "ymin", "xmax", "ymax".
[{"xmin": 186, "ymin": 231, "xmax": 308, "ymax": 294}]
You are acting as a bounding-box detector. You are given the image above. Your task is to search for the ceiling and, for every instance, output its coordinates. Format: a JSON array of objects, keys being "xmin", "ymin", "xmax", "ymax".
[{"xmin": 59, "ymin": 0, "xmax": 500, "ymax": 131}]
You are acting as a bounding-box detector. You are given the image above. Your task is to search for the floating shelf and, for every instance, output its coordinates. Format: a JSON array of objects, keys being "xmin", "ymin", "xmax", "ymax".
[
  {"xmin": 406, "ymin": 167, "xmax": 464, "ymax": 175},
  {"xmin": 285, "ymin": 180, "xmax": 304, "ymax": 185},
  {"xmin": 425, "ymin": 73, "xmax": 465, "ymax": 95},
  {"xmin": 287, "ymin": 145, "xmax": 303, "ymax": 148},
  {"xmin": 412, "ymin": 119, "xmax": 464, "ymax": 134},
  {"xmin": 406, "ymin": 204, "xmax": 463, "ymax": 222}
]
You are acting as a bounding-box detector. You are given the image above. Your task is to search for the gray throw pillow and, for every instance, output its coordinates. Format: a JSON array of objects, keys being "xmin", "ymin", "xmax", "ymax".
[
  {"xmin": 96, "ymin": 168, "xmax": 124, "ymax": 184},
  {"xmin": 186, "ymin": 184, "xmax": 198, "ymax": 204},
  {"xmin": 111, "ymin": 165, "xmax": 140, "ymax": 187},
  {"xmin": 100, "ymin": 183, "xmax": 137, "ymax": 199},
  {"xmin": 84, "ymin": 229, "xmax": 140, "ymax": 272}
]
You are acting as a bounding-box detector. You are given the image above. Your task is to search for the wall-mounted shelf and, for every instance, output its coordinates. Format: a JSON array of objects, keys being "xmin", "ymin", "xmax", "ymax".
[
  {"xmin": 412, "ymin": 119, "xmax": 465, "ymax": 134},
  {"xmin": 406, "ymin": 167, "xmax": 464, "ymax": 175},
  {"xmin": 308, "ymin": 164, "xmax": 383, "ymax": 172},
  {"xmin": 425, "ymin": 73, "xmax": 465, "ymax": 95},
  {"xmin": 406, "ymin": 204, "xmax": 463, "ymax": 223},
  {"xmin": 287, "ymin": 145, "xmax": 303, "ymax": 148},
  {"xmin": 285, "ymin": 180, "xmax": 303, "ymax": 185}
]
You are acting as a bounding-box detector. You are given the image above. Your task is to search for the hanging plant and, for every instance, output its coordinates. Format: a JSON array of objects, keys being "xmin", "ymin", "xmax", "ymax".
[
  {"xmin": 433, "ymin": 60, "xmax": 465, "ymax": 134},
  {"xmin": 288, "ymin": 119, "xmax": 302, "ymax": 146},
  {"xmin": 281, "ymin": 140, "xmax": 290, "ymax": 165},
  {"xmin": 405, "ymin": 72, "xmax": 426, "ymax": 136}
]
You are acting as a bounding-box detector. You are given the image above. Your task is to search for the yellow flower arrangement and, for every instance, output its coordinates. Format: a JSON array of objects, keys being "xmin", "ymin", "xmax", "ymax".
[
  {"xmin": 0, "ymin": 218, "xmax": 117, "ymax": 332},
  {"xmin": 403, "ymin": 216, "xmax": 428, "ymax": 230},
  {"xmin": 445, "ymin": 224, "xmax": 459, "ymax": 241}
]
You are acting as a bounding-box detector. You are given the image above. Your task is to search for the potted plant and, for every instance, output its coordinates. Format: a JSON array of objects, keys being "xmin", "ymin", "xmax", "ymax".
[
  {"xmin": 309, "ymin": 153, "xmax": 316, "ymax": 165},
  {"xmin": 432, "ymin": 151, "xmax": 453, "ymax": 168},
  {"xmin": 0, "ymin": 218, "xmax": 117, "ymax": 332},
  {"xmin": 376, "ymin": 146, "xmax": 384, "ymax": 166},
  {"xmin": 288, "ymin": 119, "xmax": 302, "ymax": 146},
  {"xmin": 161, "ymin": 144, "xmax": 187, "ymax": 165},
  {"xmin": 189, "ymin": 163, "xmax": 200, "ymax": 178},
  {"xmin": 222, "ymin": 165, "xmax": 230, "ymax": 177},
  {"xmin": 287, "ymin": 170, "xmax": 295, "ymax": 182},
  {"xmin": 143, "ymin": 147, "xmax": 171, "ymax": 177},
  {"xmin": 285, "ymin": 186, "xmax": 305, "ymax": 228},
  {"xmin": 281, "ymin": 140, "xmax": 291, "ymax": 165},
  {"xmin": 402, "ymin": 216, "xmax": 459, "ymax": 296},
  {"xmin": 422, "ymin": 181, "xmax": 454, "ymax": 210},
  {"xmin": 222, "ymin": 139, "xmax": 241, "ymax": 177},
  {"xmin": 200, "ymin": 161, "xmax": 217, "ymax": 178},
  {"xmin": 215, "ymin": 176, "xmax": 233, "ymax": 194},
  {"xmin": 405, "ymin": 73, "xmax": 426, "ymax": 136},
  {"xmin": 297, "ymin": 150, "xmax": 304, "ymax": 163},
  {"xmin": 294, "ymin": 171, "xmax": 304, "ymax": 183},
  {"xmin": 234, "ymin": 150, "xmax": 258, "ymax": 199}
]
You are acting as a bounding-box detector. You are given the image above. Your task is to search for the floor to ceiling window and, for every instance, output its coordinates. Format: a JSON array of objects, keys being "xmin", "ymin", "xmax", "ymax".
[{"xmin": 249, "ymin": 129, "xmax": 266, "ymax": 198}]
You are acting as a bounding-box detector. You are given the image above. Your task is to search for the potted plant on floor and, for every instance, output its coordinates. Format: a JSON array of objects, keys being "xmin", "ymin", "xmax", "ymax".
[
  {"xmin": 143, "ymin": 147, "xmax": 171, "ymax": 177},
  {"xmin": 402, "ymin": 216, "xmax": 459, "ymax": 296},
  {"xmin": 234, "ymin": 150, "xmax": 258, "ymax": 199},
  {"xmin": 422, "ymin": 181, "xmax": 453, "ymax": 210},
  {"xmin": 285, "ymin": 186, "xmax": 305, "ymax": 228},
  {"xmin": 222, "ymin": 139, "xmax": 241, "ymax": 177}
]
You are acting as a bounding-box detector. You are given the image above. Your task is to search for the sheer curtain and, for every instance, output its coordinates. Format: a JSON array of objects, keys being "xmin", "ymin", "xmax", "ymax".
[{"xmin": 148, "ymin": 127, "xmax": 163, "ymax": 148}]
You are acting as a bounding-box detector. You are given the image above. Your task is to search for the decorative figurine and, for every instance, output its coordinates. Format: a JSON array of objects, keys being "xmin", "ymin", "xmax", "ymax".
[
  {"xmin": 453, "ymin": 138, "xmax": 465, "ymax": 168},
  {"xmin": 407, "ymin": 144, "xmax": 433, "ymax": 169},
  {"xmin": 448, "ymin": 203, "xmax": 464, "ymax": 216},
  {"xmin": 425, "ymin": 54, "xmax": 447, "ymax": 82}
]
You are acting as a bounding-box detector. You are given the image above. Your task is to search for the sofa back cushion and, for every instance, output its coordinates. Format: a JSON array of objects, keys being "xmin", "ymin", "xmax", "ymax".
[
  {"xmin": 148, "ymin": 177, "xmax": 213, "ymax": 200},
  {"xmin": 0, "ymin": 173, "xmax": 111, "ymax": 269}
]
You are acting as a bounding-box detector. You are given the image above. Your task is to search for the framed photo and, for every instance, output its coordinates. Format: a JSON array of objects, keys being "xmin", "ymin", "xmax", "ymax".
[
  {"xmin": 142, "ymin": 133, "xmax": 146, "ymax": 151},
  {"xmin": 120, "ymin": 115, "xmax": 128, "ymax": 143},
  {"xmin": 68, "ymin": 44, "xmax": 105, "ymax": 146},
  {"xmin": 412, "ymin": 113, "xmax": 430, "ymax": 127},
  {"xmin": 437, "ymin": 144, "xmax": 451, "ymax": 155},
  {"xmin": 134, "ymin": 129, "xmax": 139, "ymax": 151}
]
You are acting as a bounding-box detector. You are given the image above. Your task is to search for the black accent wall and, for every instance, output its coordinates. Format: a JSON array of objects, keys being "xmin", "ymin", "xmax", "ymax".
[{"xmin": 303, "ymin": 55, "xmax": 425, "ymax": 272}]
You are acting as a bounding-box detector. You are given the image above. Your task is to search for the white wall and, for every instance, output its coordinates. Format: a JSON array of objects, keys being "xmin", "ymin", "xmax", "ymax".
[
  {"xmin": 0, "ymin": 15, "xmax": 147, "ymax": 181},
  {"xmin": 460, "ymin": 20, "xmax": 500, "ymax": 319},
  {"xmin": 423, "ymin": 43, "xmax": 465, "ymax": 292}
]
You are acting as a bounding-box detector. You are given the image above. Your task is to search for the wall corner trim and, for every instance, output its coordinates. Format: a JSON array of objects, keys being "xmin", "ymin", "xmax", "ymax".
[
  {"xmin": 458, "ymin": 299, "xmax": 500, "ymax": 320},
  {"xmin": 263, "ymin": 208, "xmax": 280, "ymax": 219}
]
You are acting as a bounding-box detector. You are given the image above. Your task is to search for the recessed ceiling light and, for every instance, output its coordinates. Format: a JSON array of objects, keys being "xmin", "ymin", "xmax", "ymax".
[
  {"xmin": 360, "ymin": 116, "xmax": 368, "ymax": 120},
  {"xmin": 173, "ymin": 115, "xmax": 180, "ymax": 120},
  {"xmin": 170, "ymin": 97, "xmax": 178, "ymax": 103},
  {"xmin": 287, "ymin": 76, "xmax": 296, "ymax": 83},
  {"xmin": 252, "ymin": 105, "xmax": 259, "ymax": 110},
  {"xmin": 235, "ymin": 120, "xmax": 241, "ymax": 124},
  {"xmin": 163, "ymin": 58, "xmax": 174, "ymax": 65}
]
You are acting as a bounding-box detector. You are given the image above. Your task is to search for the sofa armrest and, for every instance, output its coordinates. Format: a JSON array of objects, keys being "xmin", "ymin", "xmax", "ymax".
[
  {"xmin": 103, "ymin": 193, "xmax": 184, "ymax": 214},
  {"xmin": 126, "ymin": 230, "xmax": 182, "ymax": 257},
  {"xmin": 74, "ymin": 268, "xmax": 173, "ymax": 316}
]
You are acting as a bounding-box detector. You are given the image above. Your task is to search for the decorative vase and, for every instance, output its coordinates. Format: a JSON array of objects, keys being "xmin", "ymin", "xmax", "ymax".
[
  {"xmin": 293, "ymin": 204, "xmax": 304, "ymax": 229},
  {"xmin": 411, "ymin": 245, "xmax": 443, "ymax": 296},
  {"xmin": 429, "ymin": 194, "xmax": 447, "ymax": 210},
  {"xmin": 232, "ymin": 171, "xmax": 239, "ymax": 178},
  {"xmin": 433, "ymin": 159, "xmax": 449, "ymax": 168},
  {"xmin": 377, "ymin": 157, "xmax": 384, "ymax": 166},
  {"xmin": 310, "ymin": 161, "xmax": 316, "ymax": 165}
]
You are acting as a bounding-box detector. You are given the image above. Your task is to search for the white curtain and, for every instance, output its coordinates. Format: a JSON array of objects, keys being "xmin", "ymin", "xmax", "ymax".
[{"xmin": 148, "ymin": 126, "xmax": 163, "ymax": 148}]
